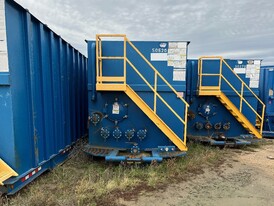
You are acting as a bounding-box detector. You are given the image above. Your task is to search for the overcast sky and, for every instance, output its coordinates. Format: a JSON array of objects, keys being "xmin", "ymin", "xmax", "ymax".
[{"xmin": 16, "ymin": 0, "xmax": 274, "ymax": 65}]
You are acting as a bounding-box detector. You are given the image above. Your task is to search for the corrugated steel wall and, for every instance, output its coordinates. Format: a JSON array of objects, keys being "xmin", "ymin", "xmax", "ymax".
[{"xmin": 0, "ymin": 0, "xmax": 87, "ymax": 175}]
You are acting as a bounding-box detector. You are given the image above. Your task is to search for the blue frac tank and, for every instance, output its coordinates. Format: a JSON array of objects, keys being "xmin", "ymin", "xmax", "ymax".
[
  {"xmin": 0, "ymin": 0, "xmax": 87, "ymax": 194},
  {"xmin": 86, "ymin": 35, "xmax": 190, "ymax": 162},
  {"xmin": 86, "ymin": 35, "xmax": 265, "ymax": 161}
]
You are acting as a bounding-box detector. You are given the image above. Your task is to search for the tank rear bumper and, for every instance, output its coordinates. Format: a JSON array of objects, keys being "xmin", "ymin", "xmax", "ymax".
[
  {"xmin": 83, "ymin": 145, "xmax": 186, "ymax": 163},
  {"xmin": 188, "ymin": 135, "xmax": 260, "ymax": 147}
]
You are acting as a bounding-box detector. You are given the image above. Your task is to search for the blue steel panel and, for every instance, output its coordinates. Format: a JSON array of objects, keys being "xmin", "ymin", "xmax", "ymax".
[
  {"xmin": 100, "ymin": 41, "xmax": 188, "ymax": 91},
  {"xmin": 259, "ymin": 66, "xmax": 274, "ymax": 132},
  {"xmin": 0, "ymin": 0, "xmax": 87, "ymax": 189}
]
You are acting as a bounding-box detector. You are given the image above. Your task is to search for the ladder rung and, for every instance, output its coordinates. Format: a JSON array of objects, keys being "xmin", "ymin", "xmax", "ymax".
[
  {"xmin": 199, "ymin": 86, "xmax": 220, "ymax": 90},
  {"xmin": 96, "ymin": 84, "xmax": 126, "ymax": 91},
  {"xmin": 97, "ymin": 76, "xmax": 125, "ymax": 82},
  {"xmin": 98, "ymin": 56, "xmax": 124, "ymax": 60}
]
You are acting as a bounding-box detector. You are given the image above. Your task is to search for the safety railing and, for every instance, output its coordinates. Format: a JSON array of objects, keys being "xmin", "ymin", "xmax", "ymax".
[
  {"xmin": 198, "ymin": 56, "xmax": 265, "ymax": 134},
  {"xmin": 96, "ymin": 34, "xmax": 189, "ymax": 144}
]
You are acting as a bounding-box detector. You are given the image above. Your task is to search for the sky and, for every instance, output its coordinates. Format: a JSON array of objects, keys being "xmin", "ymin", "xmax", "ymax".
[{"xmin": 16, "ymin": 0, "xmax": 274, "ymax": 65}]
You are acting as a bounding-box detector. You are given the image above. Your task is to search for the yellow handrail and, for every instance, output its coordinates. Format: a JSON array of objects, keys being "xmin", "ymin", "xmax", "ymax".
[
  {"xmin": 222, "ymin": 60, "xmax": 264, "ymax": 105},
  {"xmin": 128, "ymin": 58, "xmax": 186, "ymax": 124},
  {"xmin": 96, "ymin": 34, "xmax": 189, "ymax": 145},
  {"xmin": 198, "ymin": 56, "xmax": 265, "ymax": 134},
  {"xmin": 126, "ymin": 38, "xmax": 189, "ymax": 106},
  {"xmin": 221, "ymin": 75, "xmax": 263, "ymax": 119}
]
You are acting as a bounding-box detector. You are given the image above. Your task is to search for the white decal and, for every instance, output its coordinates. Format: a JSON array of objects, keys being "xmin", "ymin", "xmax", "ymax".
[
  {"xmin": 167, "ymin": 42, "xmax": 187, "ymax": 69},
  {"xmin": 112, "ymin": 103, "xmax": 120, "ymax": 114},
  {"xmin": 234, "ymin": 67, "xmax": 246, "ymax": 74},
  {"xmin": 159, "ymin": 43, "xmax": 167, "ymax": 48},
  {"xmin": 205, "ymin": 106, "xmax": 210, "ymax": 114},
  {"xmin": 150, "ymin": 53, "xmax": 167, "ymax": 61},
  {"xmin": 173, "ymin": 69, "xmax": 186, "ymax": 81},
  {"xmin": 0, "ymin": 0, "xmax": 8, "ymax": 72},
  {"xmin": 249, "ymin": 80, "xmax": 259, "ymax": 88}
]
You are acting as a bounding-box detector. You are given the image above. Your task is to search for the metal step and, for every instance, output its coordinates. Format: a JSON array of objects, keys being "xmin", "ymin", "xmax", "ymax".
[
  {"xmin": 125, "ymin": 85, "xmax": 187, "ymax": 151},
  {"xmin": 218, "ymin": 93, "xmax": 262, "ymax": 138},
  {"xmin": 0, "ymin": 159, "xmax": 18, "ymax": 185}
]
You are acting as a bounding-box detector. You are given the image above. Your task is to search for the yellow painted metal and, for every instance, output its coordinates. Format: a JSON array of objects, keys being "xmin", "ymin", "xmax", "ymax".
[
  {"xmin": 96, "ymin": 34, "xmax": 126, "ymax": 37},
  {"xmin": 222, "ymin": 60, "xmax": 265, "ymax": 106},
  {"xmin": 199, "ymin": 86, "xmax": 220, "ymax": 90},
  {"xmin": 125, "ymin": 85, "xmax": 187, "ymax": 151},
  {"xmin": 96, "ymin": 84, "xmax": 127, "ymax": 91},
  {"xmin": 95, "ymin": 34, "xmax": 189, "ymax": 151},
  {"xmin": 154, "ymin": 73, "xmax": 157, "ymax": 112},
  {"xmin": 198, "ymin": 56, "xmax": 265, "ymax": 137},
  {"xmin": 218, "ymin": 92, "xmax": 262, "ymax": 138},
  {"xmin": 240, "ymin": 82, "xmax": 244, "ymax": 112},
  {"xmin": 201, "ymin": 73, "xmax": 221, "ymax": 76},
  {"xmin": 126, "ymin": 59, "xmax": 155, "ymax": 92},
  {"xmin": 0, "ymin": 159, "xmax": 18, "ymax": 186},
  {"xmin": 222, "ymin": 75, "xmax": 262, "ymax": 119},
  {"xmin": 198, "ymin": 90, "xmax": 221, "ymax": 96},
  {"xmin": 219, "ymin": 59, "xmax": 222, "ymax": 87},
  {"xmin": 183, "ymin": 105, "xmax": 188, "ymax": 145},
  {"xmin": 127, "ymin": 58, "xmax": 186, "ymax": 124},
  {"xmin": 127, "ymin": 58, "xmax": 188, "ymax": 148},
  {"xmin": 98, "ymin": 56, "xmax": 124, "ymax": 60},
  {"xmin": 95, "ymin": 35, "xmax": 99, "ymax": 82},
  {"xmin": 126, "ymin": 38, "xmax": 189, "ymax": 106},
  {"xmin": 99, "ymin": 39, "xmax": 102, "ymax": 80},
  {"xmin": 198, "ymin": 59, "xmax": 202, "ymax": 88},
  {"xmin": 260, "ymin": 104, "xmax": 265, "ymax": 134},
  {"xmin": 123, "ymin": 37, "xmax": 127, "ymax": 85},
  {"xmin": 97, "ymin": 76, "xmax": 125, "ymax": 82}
]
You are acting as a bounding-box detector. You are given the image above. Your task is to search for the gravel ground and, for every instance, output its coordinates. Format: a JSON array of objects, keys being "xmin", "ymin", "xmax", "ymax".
[{"xmin": 118, "ymin": 144, "xmax": 274, "ymax": 206}]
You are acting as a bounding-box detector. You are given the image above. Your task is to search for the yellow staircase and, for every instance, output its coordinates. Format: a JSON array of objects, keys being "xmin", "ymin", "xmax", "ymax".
[
  {"xmin": 0, "ymin": 159, "xmax": 18, "ymax": 185},
  {"xmin": 198, "ymin": 56, "xmax": 265, "ymax": 138},
  {"xmin": 95, "ymin": 34, "xmax": 189, "ymax": 151}
]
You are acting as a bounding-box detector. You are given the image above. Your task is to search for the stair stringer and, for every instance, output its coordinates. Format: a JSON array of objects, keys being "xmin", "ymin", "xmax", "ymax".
[
  {"xmin": 217, "ymin": 92, "xmax": 262, "ymax": 138},
  {"xmin": 124, "ymin": 85, "xmax": 188, "ymax": 151}
]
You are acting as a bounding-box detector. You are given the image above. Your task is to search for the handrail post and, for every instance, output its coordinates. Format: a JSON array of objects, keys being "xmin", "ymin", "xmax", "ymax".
[
  {"xmin": 240, "ymin": 82, "xmax": 244, "ymax": 112},
  {"xmin": 199, "ymin": 58, "xmax": 203, "ymax": 88},
  {"xmin": 154, "ymin": 72, "xmax": 157, "ymax": 113},
  {"xmin": 123, "ymin": 36, "xmax": 126, "ymax": 84},
  {"xmin": 96, "ymin": 35, "xmax": 99, "ymax": 83},
  {"xmin": 260, "ymin": 104, "xmax": 265, "ymax": 134},
  {"xmin": 183, "ymin": 105, "xmax": 188, "ymax": 145},
  {"xmin": 99, "ymin": 38, "xmax": 102, "ymax": 82},
  {"xmin": 219, "ymin": 58, "xmax": 223, "ymax": 90}
]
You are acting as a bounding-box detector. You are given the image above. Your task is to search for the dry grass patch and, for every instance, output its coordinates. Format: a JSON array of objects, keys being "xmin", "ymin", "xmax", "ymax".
[{"xmin": 2, "ymin": 140, "xmax": 227, "ymax": 206}]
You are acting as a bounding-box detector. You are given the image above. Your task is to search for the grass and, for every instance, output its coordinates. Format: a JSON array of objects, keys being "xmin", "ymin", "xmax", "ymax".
[{"xmin": 1, "ymin": 140, "xmax": 227, "ymax": 206}]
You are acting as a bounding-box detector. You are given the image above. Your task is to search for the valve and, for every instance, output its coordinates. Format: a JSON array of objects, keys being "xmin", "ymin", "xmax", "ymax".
[
  {"xmin": 125, "ymin": 129, "xmax": 135, "ymax": 140},
  {"xmin": 204, "ymin": 122, "xmax": 212, "ymax": 130},
  {"xmin": 188, "ymin": 110, "xmax": 196, "ymax": 120},
  {"xmin": 113, "ymin": 127, "xmax": 122, "ymax": 140},
  {"xmin": 223, "ymin": 122, "xmax": 230, "ymax": 130},
  {"xmin": 90, "ymin": 112, "xmax": 102, "ymax": 126},
  {"xmin": 214, "ymin": 122, "xmax": 222, "ymax": 130},
  {"xmin": 195, "ymin": 122, "xmax": 203, "ymax": 130},
  {"xmin": 100, "ymin": 127, "xmax": 110, "ymax": 140},
  {"xmin": 131, "ymin": 145, "xmax": 140, "ymax": 154},
  {"xmin": 137, "ymin": 129, "xmax": 147, "ymax": 141}
]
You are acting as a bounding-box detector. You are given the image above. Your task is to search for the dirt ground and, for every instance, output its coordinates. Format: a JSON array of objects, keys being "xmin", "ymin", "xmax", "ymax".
[{"xmin": 117, "ymin": 144, "xmax": 274, "ymax": 206}]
